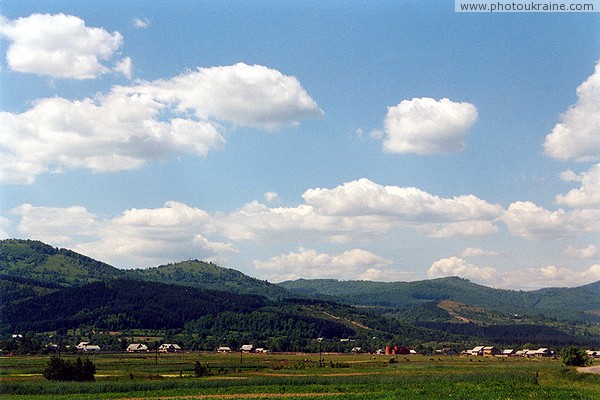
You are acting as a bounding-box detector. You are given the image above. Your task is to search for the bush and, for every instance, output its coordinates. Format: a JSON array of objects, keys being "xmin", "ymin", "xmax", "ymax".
[
  {"xmin": 194, "ymin": 361, "xmax": 210, "ymax": 377},
  {"xmin": 562, "ymin": 346, "xmax": 590, "ymax": 367},
  {"xmin": 43, "ymin": 356, "xmax": 96, "ymax": 381}
]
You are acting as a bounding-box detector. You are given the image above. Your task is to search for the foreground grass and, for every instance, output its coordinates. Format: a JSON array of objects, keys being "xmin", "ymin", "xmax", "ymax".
[{"xmin": 1, "ymin": 353, "xmax": 599, "ymax": 399}]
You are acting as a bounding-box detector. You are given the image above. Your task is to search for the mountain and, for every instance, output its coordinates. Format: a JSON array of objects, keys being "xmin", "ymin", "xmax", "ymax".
[
  {"xmin": 1, "ymin": 279, "xmax": 266, "ymax": 332},
  {"xmin": 129, "ymin": 260, "xmax": 288, "ymax": 299},
  {"xmin": 0, "ymin": 239, "xmax": 287, "ymax": 302},
  {"xmin": 1, "ymin": 239, "xmax": 598, "ymax": 349},
  {"xmin": 279, "ymin": 276, "xmax": 600, "ymax": 322}
]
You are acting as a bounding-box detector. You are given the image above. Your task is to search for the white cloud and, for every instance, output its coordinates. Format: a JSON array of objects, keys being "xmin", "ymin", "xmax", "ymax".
[
  {"xmin": 264, "ymin": 191, "xmax": 280, "ymax": 202},
  {"xmin": 428, "ymin": 257, "xmax": 498, "ymax": 282},
  {"xmin": 556, "ymin": 164, "xmax": 600, "ymax": 207},
  {"xmin": 503, "ymin": 201, "xmax": 600, "ymax": 239},
  {"xmin": 460, "ymin": 247, "xmax": 500, "ymax": 257},
  {"xmin": 133, "ymin": 17, "xmax": 150, "ymax": 29},
  {"xmin": 117, "ymin": 63, "xmax": 323, "ymax": 131},
  {"xmin": 253, "ymin": 247, "xmax": 393, "ymax": 282},
  {"xmin": 114, "ymin": 57, "xmax": 133, "ymax": 79},
  {"xmin": 11, "ymin": 201, "xmax": 236, "ymax": 268},
  {"xmin": 0, "ymin": 13, "xmax": 123, "ymax": 79},
  {"xmin": 302, "ymin": 178, "xmax": 502, "ymax": 225},
  {"xmin": 543, "ymin": 60, "xmax": 600, "ymax": 162},
  {"xmin": 428, "ymin": 256, "xmax": 600, "ymax": 289},
  {"xmin": 564, "ymin": 244, "xmax": 598, "ymax": 259},
  {"xmin": 11, "ymin": 204, "xmax": 98, "ymax": 244},
  {"xmin": 382, "ymin": 97, "xmax": 477, "ymax": 154},
  {"xmin": 0, "ymin": 93, "xmax": 225, "ymax": 184},
  {"xmin": 1, "ymin": 63, "xmax": 320, "ymax": 183}
]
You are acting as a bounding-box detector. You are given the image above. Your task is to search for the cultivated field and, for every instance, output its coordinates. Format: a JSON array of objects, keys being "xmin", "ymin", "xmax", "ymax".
[{"xmin": 1, "ymin": 352, "xmax": 599, "ymax": 399}]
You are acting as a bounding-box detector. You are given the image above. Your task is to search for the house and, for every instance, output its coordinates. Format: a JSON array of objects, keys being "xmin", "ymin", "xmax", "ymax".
[
  {"xmin": 587, "ymin": 350, "xmax": 599, "ymax": 358},
  {"xmin": 240, "ymin": 344, "xmax": 253, "ymax": 353},
  {"xmin": 483, "ymin": 346, "xmax": 501, "ymax": 357},
  {"xmin": 386, "ymin": 345, "xmax": 410, "ymax": 355},
  {"xmin": 502, "ymin": 349, "xmax": 516, "ymax": 356},
  {"xmin": 76, "ymin": 342, "xmax": 101, "ymax": 352},
  {"xmin": 217, "ymin": 346, "xmax": 232, "ymax": 353},
  {"xmin": 255, "ymin": 348, "xmax": 269, "ymax": 354},
  {"xmin": 83, "ymin": 345, "xmax": 101, "ymax": 353},
  {"xmin": 126, "ymin": 343, "xmax": 148, "ymax": 353},
  {"xmin": 351, "ymin": 347, "xmax": 362, "ymax": 353},
  {"xmin": 469, "ymin": 346, "xmax": 485, "ymax": 356},
  {"xmin": 158, "ymin": 343, "xmax": 181, "ymax": 353},
  {"xmin": 534, "ymin": 348, "xmax": 553, "ymax": 357}
]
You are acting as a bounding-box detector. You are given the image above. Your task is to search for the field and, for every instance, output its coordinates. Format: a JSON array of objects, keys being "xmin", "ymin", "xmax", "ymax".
[{"xmin": 1, "ymin": 352, "xmax": 599, "ymax": 399}]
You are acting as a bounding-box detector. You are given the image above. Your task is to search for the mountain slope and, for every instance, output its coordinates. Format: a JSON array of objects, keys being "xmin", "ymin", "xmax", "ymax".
[
  {"xmin": 279, "ymin": 276, "xmax": 600, "ymax": 322},
  {"xmin": 130, "ymin": 260, "xmax": 288, "ymax": 299}
]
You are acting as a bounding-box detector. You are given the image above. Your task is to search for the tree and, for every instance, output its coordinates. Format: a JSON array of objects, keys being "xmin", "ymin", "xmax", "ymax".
[
  {"xmin": 562, "ymin": 346, "xmax": 590, "ymax": 367},
  {"xmin": 194, "ymin": 361, "xmax": 210, "ymax": 377},
  {"xmin": 43, "ymin": 356, "xmax": 96, "ymax": 381}
]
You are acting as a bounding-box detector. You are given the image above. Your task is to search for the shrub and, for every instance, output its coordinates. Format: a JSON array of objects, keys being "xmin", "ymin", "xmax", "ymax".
[
  {"xmin": 43, "ymin": 356, "xmax": 96, "ymax": 381},
  {"xmin": 562, "ymin": 346, "xmax": 590, "ymax": 367},
  {"xmin": 194, "ymin": 361, "xmax": 210, "ymax": 377}
]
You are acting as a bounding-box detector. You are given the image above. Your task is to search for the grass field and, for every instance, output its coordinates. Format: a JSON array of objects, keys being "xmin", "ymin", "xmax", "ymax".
[{"xmin": 1, "ymin": 352, "xmax": 599, "ymax": 399}]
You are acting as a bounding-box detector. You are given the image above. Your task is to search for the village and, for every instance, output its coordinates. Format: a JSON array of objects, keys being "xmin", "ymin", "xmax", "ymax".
[{"xmin": 70, "ymin": 340, "xmax": 600, "ymax": 360}]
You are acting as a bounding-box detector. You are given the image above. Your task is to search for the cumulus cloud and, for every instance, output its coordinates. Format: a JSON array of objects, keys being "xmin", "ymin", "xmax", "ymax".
[
  {"xmin": 114, "ymin": 57, "xmax": 133, "ymax": 79},
  {"xmin": 253, "ymin": 247, "xmax": 393, "ymax": 282},
  {"xmin": 302, "ymin": 178, "xmax": 502, "ymax": 225},
  {"xmin": 543, "ymin": 60, "xmax": 600, "ymax": 162},
  {"xmin": 211, "ymin": 179, "xmax": 503, "ymax": 242},
  {"xmin": 133, "ymin": 17, "xmax": 150, "ymax": 29},
  {"xmin": 264, "ymin": 191, "xmax": 280, "ymax": 202},
  {"xmin": 460, "ymin": 247, "xmax": 501, "ymax": 257},
  {"xmin": 117, "ymin": 63, "xmax": 323, "ymax": 131},
  {"xmin": 11, "ymin": 201, "xmax": 236, "ymax": 268},
  {"xmin": 1, "ymin": 63, "xmax": 320, "ymax": 184},
  {"xmin": 0, "ymin": 13, "xmax": 124, "ymax": 79},
  {"xmin": 381, "ymin": 97, "xmax": 477, "ymax": 155},
  {"xmin": 556, "ymin": 164, "xmax": 600, "ymax": 207},
  {"xmin": 428, "ymin": 257, "xmax": 498, "ymax": 282},
  {"xmin": 11, "ymin": 204, "xmax": 98, "ymax": 244},
  {"xmin": 564, "ymin": 244, "xmax": 598, "ymax": 259},
  {"xmin": 428, "ymin": 256, "xmax": 600, "ymax": 289},
  {"xmin": 0, "ymin": 93, "xmax": 225, "ymax": 184},
  {"xmin": 504, "ymin": 201, "xmax": 600, "ymax": 239}
]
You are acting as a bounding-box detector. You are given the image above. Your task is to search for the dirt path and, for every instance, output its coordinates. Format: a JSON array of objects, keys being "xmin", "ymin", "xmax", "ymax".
[{"xmin": 577, "ymin": 365, "xmax": 600, "ymax": 374}]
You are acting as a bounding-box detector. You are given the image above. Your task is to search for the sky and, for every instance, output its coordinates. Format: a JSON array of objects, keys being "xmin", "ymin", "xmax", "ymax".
[{"xmin": 0, "ymin": 0, "xmax": 599, "ymax": 290}]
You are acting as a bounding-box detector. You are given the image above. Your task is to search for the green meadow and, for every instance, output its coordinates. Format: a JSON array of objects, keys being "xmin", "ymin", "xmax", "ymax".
[{"xmin": 1, "ymin": 352, "xmax": 599, "ymax": 399}]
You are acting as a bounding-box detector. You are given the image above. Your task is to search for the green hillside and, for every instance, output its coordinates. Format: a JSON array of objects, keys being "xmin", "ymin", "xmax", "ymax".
[
  {"xmin": 130, "ymin": 260, "xmax": 288, "ymax": 299},
  {"xmin": 0, "ymin": 239, "xmax": 287, "ymax": 302},
  {"xmin": 279, "ymin": 276, "xmax": 600, "ymax": 322}
]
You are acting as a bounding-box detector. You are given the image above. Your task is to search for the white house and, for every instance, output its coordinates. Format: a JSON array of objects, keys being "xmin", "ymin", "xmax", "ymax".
[
  {"xmin": 158, "ymin": 343, "xmax": 181, "ymax": 353},
  {"xmin": 126, "ymin": 343, "xmax": 148, "ymax": 353},
  {"xmin": 76, "ymin": 342, "xmax": 101, "ymax": 352},
  {"xmin": 217, "ymin": 346, "xmax": 232, "ymax": 353},
  {"xmin": 240, "ymin": 344, "xmax": 253, "ymax": 353}
]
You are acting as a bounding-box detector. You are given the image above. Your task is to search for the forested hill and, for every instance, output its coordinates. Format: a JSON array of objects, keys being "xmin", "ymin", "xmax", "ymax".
[
  {"xmin": 279, "ymin": 277, "xmax": 600, "ymax": 322},
  {"xmin": 0, "ymin": 239, "xmax": 287, "ymax": 302}
]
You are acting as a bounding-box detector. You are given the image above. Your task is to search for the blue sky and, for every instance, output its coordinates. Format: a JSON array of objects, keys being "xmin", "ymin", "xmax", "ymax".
[{"xmin": 1, "ymin": 0, "xmax": 599, "ymax": 289}]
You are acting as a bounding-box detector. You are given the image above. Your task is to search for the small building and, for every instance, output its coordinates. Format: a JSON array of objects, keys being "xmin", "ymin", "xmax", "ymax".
[
  {"xmin": 255, "ymin": 348, "xmax": 269, "ymax": 354},
  {"xmin": 83, "ymin": 345, "xmax": 101, "ymax": 353},
  {"xmin": 158, "ymin": 343, "xmax": 181, "ymax": 353},
  {"xmin": 126, "ymin": 343, "xmax": 148, "ymax": 353},
  {"xmin": 217, "ymin": 346, "xmax": 232, "ymax": 353},
  {"xmin": 586, "ymin": 350, "xmax": 599, "ymax": 358},
  {"xmin": 502, "ymin": 349, "xmax": 516, "ymax": 356},
  {"xmin": 386, "ymin": 345, "xmax": 410, "ymax": 355},
  {"xmin": 534, "ymin": 348, "xmax": 553, "ymax": 357},
  {"xmin": 483, "ymin": 346, "xmax": 501, "ymax": 357},
  {"xmin": 351, "ymin": 347, "xmax": 362, "ymax": 353},
  {"xmin": 240, "ymin": 344, "xmax": 253, "ymax": 353},
  {"xmin": 469, "ymin": 346, "xmax": 485, "ymax": 356}
]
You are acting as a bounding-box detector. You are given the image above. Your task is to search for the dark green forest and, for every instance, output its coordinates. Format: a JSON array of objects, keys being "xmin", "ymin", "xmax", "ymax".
[{"xmin": 1, "ymin": 239, "xmax": 599, "ymax": 353}]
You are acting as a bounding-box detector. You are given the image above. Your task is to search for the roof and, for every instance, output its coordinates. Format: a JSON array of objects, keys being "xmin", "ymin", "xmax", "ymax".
[{"xmin": 240, "ymin": 344, "xmax": 253, "ymax": 351}]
